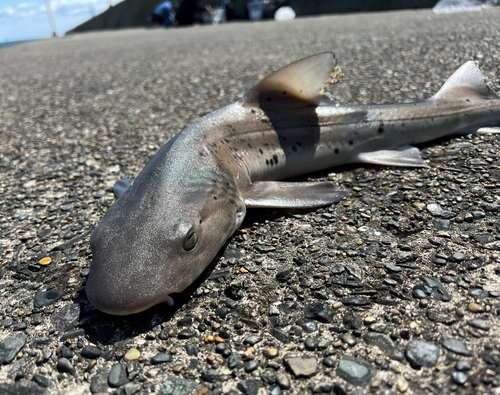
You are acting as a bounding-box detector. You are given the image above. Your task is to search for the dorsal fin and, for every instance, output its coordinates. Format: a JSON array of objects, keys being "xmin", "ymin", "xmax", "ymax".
[
  {"xmin": 241, "ymin": 52, "xmax": 340, "ymax": 109},
  {"xmin": 432, "ymin": 61, "xmax": 499, "ymax": 101}
]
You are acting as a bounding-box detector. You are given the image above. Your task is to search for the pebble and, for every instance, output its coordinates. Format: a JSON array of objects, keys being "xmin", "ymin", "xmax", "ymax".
[
  {"xmin": 364, "ymin": 332, "xmax": 403, "ymax": 361},
  {"xmin": 38, "ymin": 257, "xmax": 52, "ymax": 266},
  {"xmin": 452, "ymin": 371, "xmax": 467, "ymax": 385},
  {"xmin": 305, "ymin": 337, "xmax": 318, "ymax": 350},
  {"xmin": 263, "ymin": 348, "xmax": 279, "ymax": 359},
  {"xmin": 108, "ymin": 363, "xmax": 128, "ymax": 387},
  {"xmin": 151, "ymin": 353, "xmax": 173, "ymax": 364},
  {"xmin": 244, "ymin": 360, "xmax": 258, "ymax": 373},
  {"xmin": 158, "ymin": 377, "xmax": 200, "ymax": 395},
  {"xmin": 405, "ymin": 340, "xmax": 439, "ymax": 368},
  {"xmin": 283, "ymin": 355, "xmax": 318, "ymax": 378},
  {"xmin": 57, "ymin": 358, "xmax": 76, "ymax": 376},
  {"xmin": 237, "ymin": 379, "xmax": 261, "ymax": 395},
  {"xmin": 184, "ymin": 344, "xmax": 199, "ymax": 356},
  {"xmin": 456, "ymin": 360, "xmax": 472, "ymax": 371},
  {"xmin": 228, "ymin": 352, "xmax": 241, "ymax": 369},
  {"xmin": 305, "ymin": 303, "xmax": 335, "ymax": 323},
  {"xmin": 200, "ymin": 369, "xmax": 220, "ymax": 383},
  {"xmin": 442, "ymin": 338, "xmax": 471, "ymax": 356},
  {"xmin": 34, "ymin": 290, "xmax": 64, "ymax": 308},
  {"xmin": 123, "ymin": 382, "xmax": 142, "ymax": 395},
  {"xmin": 275, "ymin": 371, "xmax": 291, "ymax": 389},
  {"xmin": 0, "ymin": 333, "xmax": 27, "ymax": 364},
  {"xmin": 124, "ymin": 348, "xmax": 140, "ymax": 361},
  {"xmin": 295, "ymin": 318, "xmax": 318, "ymax": 333},
  {"xmin": 468, "ymin": 302, "xmax": 485, "ymax": 313},
  {"xmin": 50, "ymin": 303, "xmax": 80, "ymax": 332},
  {"xmin": 468, "ymin": 319, "xmax": 490, "ymax": 331},
  {"xmin": 340, "ymin": 297, "xmax": 371, "ymax": 306},
  {"xmin": 336, "ymin": 355, "xmax": 377, "ymax": 387}
]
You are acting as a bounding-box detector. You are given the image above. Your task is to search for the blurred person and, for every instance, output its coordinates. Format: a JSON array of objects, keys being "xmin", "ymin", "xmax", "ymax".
[{"xmin": 148, "ymin": 1, "xmax": 175, "ymax": 27}]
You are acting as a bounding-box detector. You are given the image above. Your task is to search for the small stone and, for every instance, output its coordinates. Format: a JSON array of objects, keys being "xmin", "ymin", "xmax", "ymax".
[
  {"xmin": 39, "ymin": 257, "xmax": 52, "ymax": 266},
  {"xmin": 263, "ymin": 348, "xmax": 279, "ymax": 359},
  {"xmin": 275, "ymin": 372, "xmax": 291, "ymax": 389},
  {"xmin": 178, "ymin": 329, "xmax": 195, "ymax": 339},
  {"xmin": 200, "ymin": 369, "xmax": 219, "ymax": 382},
  {"xmin": 468, "ymin": 302, "xmax": 485, "ymax": 313},
  {"xmin": 405, "ymin": 340, "xmax": 439, "ymax": 368},
  {"xmin": 442, "ymin": 338, "xmax": 471, "ymax": 356},
  {"xmin": 108, "ymin": 363, "xmax": 128, "ymax": 387},
  {"xmin": 237, "ymin": 379, "xmax": 261, "ymax": 395},
  {"xmin": 305, "ymin": 337, "xmax": 318, "ymax": 350},
  {"xmin": 396, "ymin": 376, "xmax": 408, "ymax": 392},
  {"xmin": 468, "ymin": 319, "xmax": 489, "ymax": 331},
  {"xmin": 228, "ymin": 352, "xmax": 241, "ymax": 369},
  {"xmin": 123, "ymin": 382, "xmax": 142, "ymax": 395},
  {"xmin": 158, "ymin": 377, "xmax": 199, "ymax": 395},
  {"xmin": 336, "ymin": 355, "xmax": 377, "ymax": 387},
  {"xmin": 0, "ymin": 333, "xmax": 27, "ymax": 364},
  {"xmin": 184, "ymin": 344, "xmax": 199, "ymax": 356},
  {"xmin": 451, "ymin": 252, "xmax": 466, "ymax": 262},
  {"xmin": 244, "ymin": 336, "xmax": 262, "ymax": 346},
  {"xmin": 340, "ymin": 297, "xmax": 371, "ymax": 306},
  {"xmin": 81, "ymin": 345, "xmax": 103, "ymax": 359},
  {"xmin": 295, "ymin": 318, "xmax": 318, "ymax": 333},
  {"xmin": 50, "ymin": 303, "xmax": 80, "ymax": 332},
  {"xmin": 57, "ymin": 358, "xmax": 76, "ymax": 376},
  {"xmin": 124, "ymin": 348, "xmax": 140, "ymax": 361},
  {"xmin": 34, "ymin": 291, "xmax": 64, "ymax": 308},
  {"xmin": 151, "ymin": 353, "xmax": 173, "ymax": 364},
  {"xmin": 260, "ymin": 368, "xmax": 276, "ymax": 384},
  {"xmin": 244, "ymin": 360, "xmax": 258, "ymax": 373},
  {"xmin": 364, "ymin": 332, "xmax": 403, "ymax": 361},
  {"xmin": 284, "ymin": 355, "xmax": 318, "ymax": 378},
  {"xmin": 341, "ymin": 334, "xmax": 356, "ymax": 347},
  {"xmin": 305, "ymin": 303, "xmax": 335, "ymax": 323},
  {"xmin": 452, "ymin": 371, "xmax": 467, "ymax": 385},
  {"xmin": 90, "ymin": 368, "xmax": 109, "ymax": 393},
  {"xmin": 456, "ymin": 360, "xmax": 472, "ymax": 371}
]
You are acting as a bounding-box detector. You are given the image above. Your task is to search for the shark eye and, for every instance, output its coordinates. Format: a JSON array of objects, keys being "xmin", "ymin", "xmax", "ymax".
[{"xmin": 182, "ymin": 230, "xmax": 198, "ymax": 252}]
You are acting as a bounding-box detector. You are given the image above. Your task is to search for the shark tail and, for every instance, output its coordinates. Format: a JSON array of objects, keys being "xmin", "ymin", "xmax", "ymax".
[{"xmin": 431, "ymin": 61, "xmax": 499, "ymax": 102}]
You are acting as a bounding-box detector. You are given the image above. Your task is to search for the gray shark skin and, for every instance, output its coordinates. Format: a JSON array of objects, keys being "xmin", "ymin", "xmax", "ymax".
[{"xmin": 87, "ymin": 53, "xmax": 500, "ymax": 315}]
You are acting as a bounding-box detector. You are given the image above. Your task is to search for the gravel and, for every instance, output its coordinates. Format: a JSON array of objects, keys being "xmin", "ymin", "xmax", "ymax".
[{"xmin": 1, "ymin": 6, "xmax": 500, "ymax": 395}]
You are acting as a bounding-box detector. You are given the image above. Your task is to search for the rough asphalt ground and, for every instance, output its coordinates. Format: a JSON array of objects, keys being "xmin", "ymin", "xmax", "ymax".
[{"xmin": 1, "ymin": 7, "xmax": 500, "ymax": 395}]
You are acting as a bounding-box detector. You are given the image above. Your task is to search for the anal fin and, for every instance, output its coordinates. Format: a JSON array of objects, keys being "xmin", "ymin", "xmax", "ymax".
[
  {"xmin": 357, "ymin": 145, "xmax": 430, "ymax": 168},
  {"xmin": 243, "ymin": 181, "xmax": 348, "ymax": 209}
]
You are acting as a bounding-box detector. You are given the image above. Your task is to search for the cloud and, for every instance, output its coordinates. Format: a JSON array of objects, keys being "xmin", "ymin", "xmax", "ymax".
[{"xmin": 0, "ymin": 6, "xmax": 16, "ymax": 19}]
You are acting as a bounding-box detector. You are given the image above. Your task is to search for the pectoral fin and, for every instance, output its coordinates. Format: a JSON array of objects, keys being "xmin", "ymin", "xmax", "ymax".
[
  {"xmin": 357, "ymin": 145, "xmax": 430, "ymax": 168},
  {"xmin": 243, "ymin": 181, "xmax": 348, "ymax": 208},
  {"xmin": 113, "ymin": 179, "xmax": 134, "ymax": 199}
]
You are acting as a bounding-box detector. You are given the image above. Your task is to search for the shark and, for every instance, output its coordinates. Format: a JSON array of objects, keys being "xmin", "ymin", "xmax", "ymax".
[{"xmin": 87, "ymin": 53, "xmax": 500, "ymax": 315}]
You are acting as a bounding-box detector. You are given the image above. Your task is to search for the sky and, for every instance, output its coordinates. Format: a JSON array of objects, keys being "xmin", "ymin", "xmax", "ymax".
[{"xmin": 0, "ymin": 0, "xmax": 124, "ymax": 43}]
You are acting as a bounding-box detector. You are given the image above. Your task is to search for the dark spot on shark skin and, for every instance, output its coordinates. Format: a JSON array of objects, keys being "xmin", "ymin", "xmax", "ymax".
[
  {"xmin": 378, "ymin": 127, "xmax": 384, "ymax": 134},
  {"xmin": 224, "ymin": 139, "xmax": 230, "ymax": 143},
  {"xmin": 334, "ymin": 148, "xmax": 339, "ymax": 154},
  {"xmin": 296, "ymin": 142, "xmax": 302, "ymax": 147},
  {"xmin": 211, "ymin": 179, "xmax": 217, "ymax": 183},
  {"xmin": 250, "ymin": 109, "xmax": 256, "ymax": 113},
  {"xmin": 292, "ymin": 145, "xmax": 297, "ymax": 152},
  {"xmin": 199, "ymin": 152, "xmax": 205, "ymax": 157},
  {"xmin": 259, "ymin": 149, "xmax": 264, "ymax": 155},
  {"xmin": 402, "ymin": 123, "xmax": 405, "ymax": 127},
  {"xmin": 213, "ymin": 196, "xmax": 217, "ymax": 200},
  {"xmin": 247, "ymin": 143, "xmax": 253, "ymax": 149},
  {"xmin": 226, "ymin": 182, "xmax": 231, "ymax": 189},
  {"xmin": 283, "ymin": 91, "xmax": 287, "ymax": 95},
  {"xmin": 273, "ymin": 154, "xmax": 279, "ymax": 164},
  {"xmin": 466, "ymin": 99, "xmax": 471, "ymax": 102},
  {"xmin": 266, "ymin": 159, "xmax": 270, "ymax": 166},
  {"xmin": 267, "ymin": 96, "xmax": 272, "ymax": 102},
  {"xmin": 349, "ymin": 140, "xmax": 353, "ymax": 146}
]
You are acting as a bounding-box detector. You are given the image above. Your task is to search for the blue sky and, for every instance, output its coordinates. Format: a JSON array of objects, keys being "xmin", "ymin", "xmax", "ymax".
[{"xmin": 0, "ymin": 0, "xmax": 124, "ymax": 43}]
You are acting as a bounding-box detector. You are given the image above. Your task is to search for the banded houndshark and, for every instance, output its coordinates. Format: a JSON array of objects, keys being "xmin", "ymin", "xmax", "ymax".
[{"xmin": 87, "ymin": 53, "xmax": 500, "ymax": 315}]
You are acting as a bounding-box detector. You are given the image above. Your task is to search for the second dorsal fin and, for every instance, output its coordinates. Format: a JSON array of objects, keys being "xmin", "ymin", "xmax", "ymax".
[{"xmin": 242, "ymin": 52, "xmax": 339, "ymax": 109}]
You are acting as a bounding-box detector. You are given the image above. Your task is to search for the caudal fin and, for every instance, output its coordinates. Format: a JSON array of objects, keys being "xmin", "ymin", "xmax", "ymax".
[{"xmin": 432, "ymin": 61, "xmax": 499, "ymax": 101}]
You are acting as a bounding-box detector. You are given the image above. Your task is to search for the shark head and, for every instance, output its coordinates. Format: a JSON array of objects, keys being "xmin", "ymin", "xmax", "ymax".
[{"xmin": 87, "ymin": 138, "xmax": 246, "ymax": 315}]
